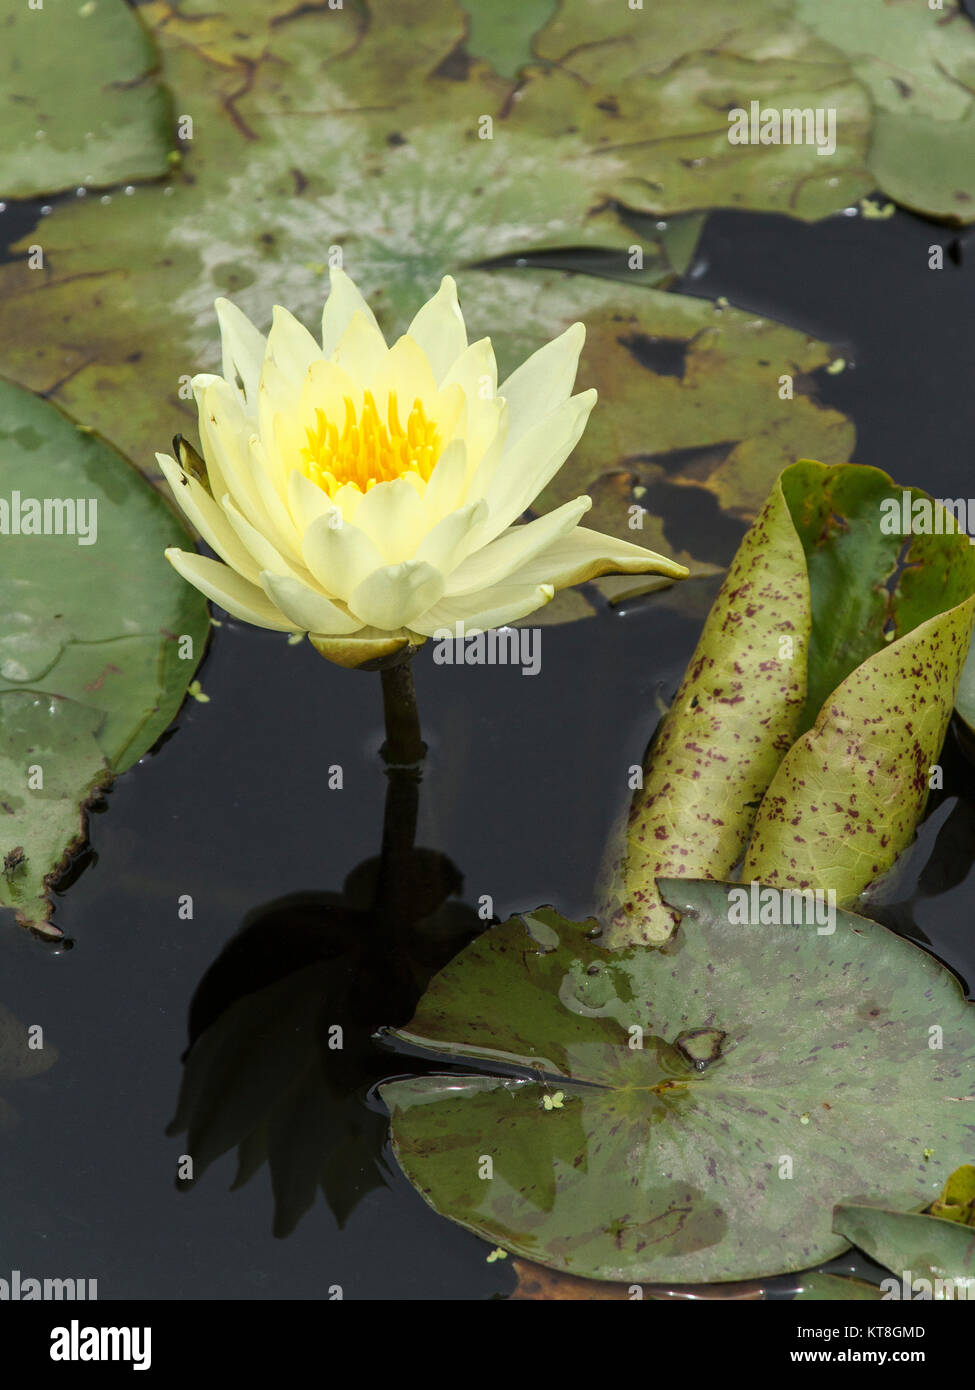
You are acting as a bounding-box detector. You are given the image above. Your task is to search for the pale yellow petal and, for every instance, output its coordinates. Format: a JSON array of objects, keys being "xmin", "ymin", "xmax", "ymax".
[
  {"xmin": 156, "ymin": 452, "xmax": 262, "ymax": 585},
  {"xmin": 413, "ymin": 499, "xmax": 488, "ymax": 578},
  {"xmin": 215, "ymin": 298, "xmax": 266, "ymax": 411},
  {"xmin": 301, "ymin": 510, "xmax": 387, "ymax": 601},
  {"xmin": 321, "ymin": 266, "xmax": 385, "ymax": 357},
  {"xmin": 266, "ymin": 304, "xmax": 323, "ymax": 383},
  {"xmin": 352, "ymin": 477, "xmax": 428, "ymax": 563},
  {"xmin": 348, "ymin": 561, "xmax": 445, "ymax": 629},
  {"xmin": 498, "ymin": 321, "xmax": 585, "ymax": 448},
  {"xmin": 260, "ymin": 571, "xmax": 363, "ymax": 634},
  {"xmin": 405, "ymin": 275, "xmax": 467, "ymax": 385},
  {"xmin": 411, "ymin": 582, "xmax": 555, "ymax": 637},
  {"xmin": 165, "ymin": 548, "xmax": 299, "ymax": 631},
  {"xmin": 444, "ymin": 497, "xmax": 591, "ymax": 596},
  {"xmin": 472, "ymin": 389, "xmax": 596, "ymax": 544},
  {"xmin": 502, "ymin": 523, "xmax": 688, "ymax": 589}
]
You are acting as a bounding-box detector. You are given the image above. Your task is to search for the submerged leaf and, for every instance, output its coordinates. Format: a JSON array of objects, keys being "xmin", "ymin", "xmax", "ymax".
[{"xmin": 381, "ymin": 886, "xmax": 975, "ymax": 1284}]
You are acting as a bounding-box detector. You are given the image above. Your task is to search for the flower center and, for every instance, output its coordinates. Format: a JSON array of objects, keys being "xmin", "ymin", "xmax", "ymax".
[{"xmin": 299, "ymin": 390, "xmax": 441, "ymax": 495}]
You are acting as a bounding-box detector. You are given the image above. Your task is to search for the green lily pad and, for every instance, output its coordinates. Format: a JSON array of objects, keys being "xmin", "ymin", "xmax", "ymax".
[
  {"xmin": 833, "ymin": 1204, "xmax": 975, "ymax": 1298},
  {"xmin": 0, "ymin": 0, "xmax": 853, "ymax": 556},
  {"xmin": 0, "ymin": 0, "xmax": 173, "ymax": 200},
  {"xmin": 792, "ymin": 1272, "xmax": 885, "ymax": 1300},
  {"xmin": 796, "ymin": 0, "xmax": 975, "ymax": 224},
  {"xmin": 0, "ymin": 379, "xmax": 208, "ymax": 933},
  {"xmin": 381, "ymin": 882, "xmax": 975, "ymax": 1284},
  {"xmin": 602, "ymin": 461, "xmax": 975, "ymax": 945}
]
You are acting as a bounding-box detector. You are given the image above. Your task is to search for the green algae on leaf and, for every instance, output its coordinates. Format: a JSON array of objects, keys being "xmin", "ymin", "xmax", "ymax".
[
  {"xmin": 0, "ymin": 380, "xmax": 208, "ymax": 934},
  {"xmin": 381, "ymin": 887, "xmax": 975, "ymax": 1285},
  {"xmin": 602, "ymin": 462, "xmax": 975, "ymax": 946},
  {"xmin": 0, "ymin": 0, "xmax": 173, "ymax": 199}
]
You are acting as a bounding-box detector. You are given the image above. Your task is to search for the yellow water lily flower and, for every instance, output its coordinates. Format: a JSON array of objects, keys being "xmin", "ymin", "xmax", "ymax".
[{"xmin": 161, "ymin": 269, "xmax": 687, "ymax": 669}]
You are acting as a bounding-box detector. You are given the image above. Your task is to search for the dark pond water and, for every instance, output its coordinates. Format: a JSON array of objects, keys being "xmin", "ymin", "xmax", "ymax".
[{"xmin": 1, "ymin": 201, "xmax": 973, "ymax": 1299}]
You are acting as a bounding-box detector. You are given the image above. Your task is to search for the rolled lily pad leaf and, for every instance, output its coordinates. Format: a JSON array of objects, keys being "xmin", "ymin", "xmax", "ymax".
[
  {"xmin": 929, "ymin": 1164, "xmax": 975, "ymax": 1227},
  {"xmin": 792, "ymin": 1272, "xmax": 884, "ymax": 1301},
  {"xmin": 833, "ymin": 1205, "xmax": 975, "ymax": 1297},
  {"xmin": 382, "ymin": 887, "xmax": 975, "ymax": 1284},
  {"xmin": 0, "ymin": 0, "xmax": 173, "ymax": 199},
  {"xmin": 602, "ymin": 461, "xmax": 975, "ymax": 946},
  {"xmin": 955, "ymin": 642, "xmax": 975, "ymax": 739},
  {"xmin": 0, "ymin": 380, "xmax": 208, "ymax": 933}
]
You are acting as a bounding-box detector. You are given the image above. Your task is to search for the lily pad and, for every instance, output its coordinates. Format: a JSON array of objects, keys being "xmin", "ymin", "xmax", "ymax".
[
  {"xmin": 0, "ymin": 0, "xmax": 852, "ymax": 567},
  {"xmin": 0, "ymin": 379, "xmax": 208, "ymax": 933},
  {"xmin": 381, "ymin": 883, "xmax": 975, "ymax": 1284},
  {"xmin": 833, "ymin": 1204, "xmax": 975, "ymax": 1297},
  {"xmin": 602, "ymin": 462, "xmax": 975, "ymax": 945},
  {"xmin": 0, "ymin": 0, "xmax": 173, "ymax": 200},
  {"xmin": 796, "ymin": 0, "xmax": 975, "ymax": 224}
]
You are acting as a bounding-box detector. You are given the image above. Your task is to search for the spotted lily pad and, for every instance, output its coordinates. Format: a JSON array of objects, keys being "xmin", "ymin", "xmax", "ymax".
[
  {"xmin": 0, "ymin": 0, "xmax": 173, "ymax": 200},
  {"xmin": 381, "ymin": 883, "xmax": 975, "ymax": 1284},
  {"xmin": 602, "ymin": 461, "xmax": 975, "ymax": 945},
  {"xmin": 0, "ymin": 379, "xmax": 208, "ymax": 933}
]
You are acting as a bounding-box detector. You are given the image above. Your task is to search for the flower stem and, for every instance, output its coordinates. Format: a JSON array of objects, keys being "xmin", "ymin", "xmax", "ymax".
[{"xmin": 379, "ymin": 657, "xmax": 426, "ymax": 765}]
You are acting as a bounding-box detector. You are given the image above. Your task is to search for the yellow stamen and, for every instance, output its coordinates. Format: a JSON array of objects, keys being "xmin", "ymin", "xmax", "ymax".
[{"xmin": 299, "ymin": 390, "xmax": 442, "ymax": 496}]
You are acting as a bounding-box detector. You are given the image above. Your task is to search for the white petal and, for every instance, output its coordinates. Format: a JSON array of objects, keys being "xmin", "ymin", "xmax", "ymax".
[
  {"xmin": 499, "ymin": 321, "xmax": 586, "ymax": 449},
  {"xmin": 321, "ymin": 266, "xmax": 385, "ymax": 357},
  {"xmin": 348, "ymin": 561, "xmax": 445, "ymax": 629},
  {"xmin": 411, "ymin": 581, "xmax": 554, "ymax": 637},
  {"xmin": 266, "ymin": 304, "xmax": 323, "ymax": 384},
  {"xmin": 301, "ymin": 510, "xmax": 387, "ymax": 601},
  {"xmin": 503, "ymin": 524, "xmax": 688, "ymax": 589},
  {"xmin": 165, "ymin": 548, "xmax": 299, "ymax": 631},
  {"xmin": 260, "ymin": 571, "xmax": 363, "ymax": 634},
  {"xmin": 156, "ymin": 452, "xmax": 263, "ymax": 585},
  {"xmin": 472, "ymin": 389, "xmax": 596, "ymax": 543},
  {"xmin": 444, "ymin": 497, "xmax": 591, "ymax": 595},
  {"xmin": 406, "ymin": 276, "xmax": 468, "ymax": 385},
  {"xmin": 215, "ymin": 298, "xmax": 267, "ymax": 410}
]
